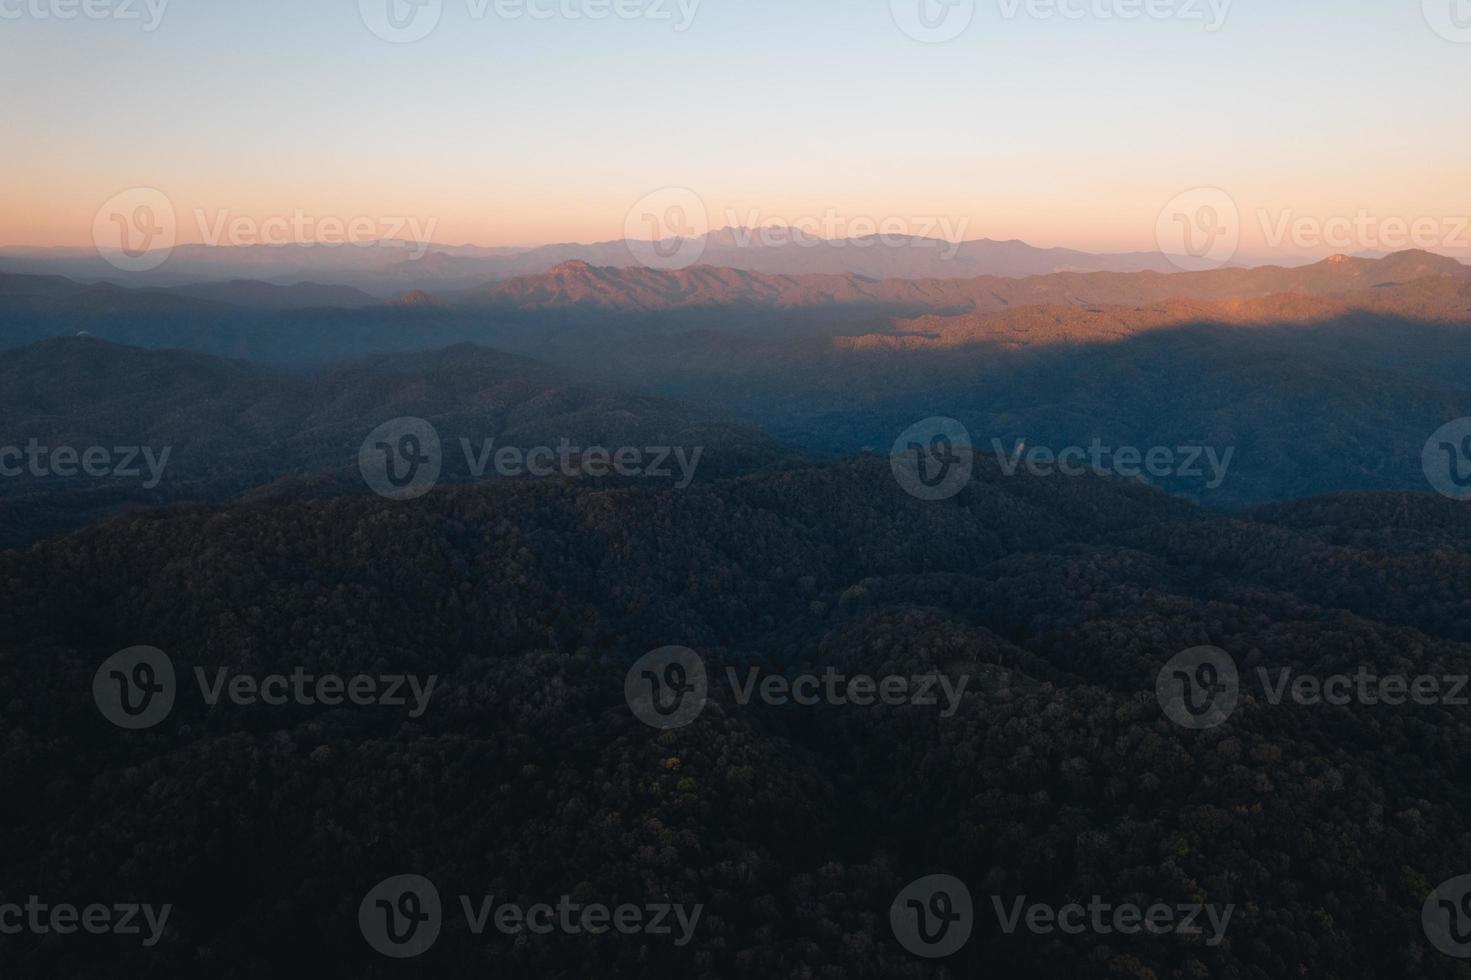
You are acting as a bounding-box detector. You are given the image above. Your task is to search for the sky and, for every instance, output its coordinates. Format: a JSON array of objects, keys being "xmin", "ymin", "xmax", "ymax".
[{"xmin": 2, "ymin": 0, "xmax": 1469, "ymax": 259}]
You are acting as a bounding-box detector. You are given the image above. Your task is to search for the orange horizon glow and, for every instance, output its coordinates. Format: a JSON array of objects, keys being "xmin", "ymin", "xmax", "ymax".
[
  {"xmin": 4, "ymin": 2, "xmax": 1468, "ymax": 262},
  {"xmin": 5, "ymin": 186, "xmax": 1471, "ymax": 262}
]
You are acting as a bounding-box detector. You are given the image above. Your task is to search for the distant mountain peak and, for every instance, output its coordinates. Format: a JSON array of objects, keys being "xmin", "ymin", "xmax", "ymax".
[
  {"xmin": 1364, "ymin": 249, "xmax": 1471, "ymax": 281},
  {"xmin": 393, "ymin": 288, "xmax": 440, "ymax": 306}
]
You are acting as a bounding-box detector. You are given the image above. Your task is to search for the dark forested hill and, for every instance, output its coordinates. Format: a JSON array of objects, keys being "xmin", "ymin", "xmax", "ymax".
[
  {"xmin": 1, "ymin": 456, "xmax": 1470, "ymax": 978},
  {"xmin": 0, "ymin": 337, "xmax": 788, "ymax": 549}
]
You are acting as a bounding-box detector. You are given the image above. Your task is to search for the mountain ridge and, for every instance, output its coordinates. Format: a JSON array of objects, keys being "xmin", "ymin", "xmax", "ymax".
[{"xmin": 457, "ymin": 248, "xmax": 1471, "ymax": 315}]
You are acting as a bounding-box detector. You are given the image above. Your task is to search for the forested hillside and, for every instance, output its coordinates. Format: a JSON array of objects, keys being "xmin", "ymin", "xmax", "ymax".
[{"xmin": 2, "ymin": 456, "xmax": 1469, "ymax": 978}]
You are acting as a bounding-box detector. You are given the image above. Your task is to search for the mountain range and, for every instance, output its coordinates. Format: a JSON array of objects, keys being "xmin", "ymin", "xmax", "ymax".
[
  {"xmin": 459, "ymin": 248, "xmax": 1471, "ymax": 311},
  {"xmin": 1, "ymin": 249, "xmax": 1468, "ymax": 525},
  {"xmin": 0, "ymin": 231, "xmax": 1202, "ymax": 294},
  {"xmin": 5, "ymin": 238, "xmax": 1471, "ymax": 979},
  {"xmin": 8, "ymin": 248, "xmax": 1466, "ymax": 320}
]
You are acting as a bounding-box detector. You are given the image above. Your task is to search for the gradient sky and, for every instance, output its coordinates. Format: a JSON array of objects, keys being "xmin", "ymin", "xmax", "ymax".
[{"xmin": 2, "ymin": 0, "xmax": 1468, "ymax": 257}]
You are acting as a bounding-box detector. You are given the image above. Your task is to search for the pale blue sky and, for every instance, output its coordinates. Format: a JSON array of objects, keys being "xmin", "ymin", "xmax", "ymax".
[{"xmin": 3, "ymin": 0, "xmax": 1468, "ymax": 254}]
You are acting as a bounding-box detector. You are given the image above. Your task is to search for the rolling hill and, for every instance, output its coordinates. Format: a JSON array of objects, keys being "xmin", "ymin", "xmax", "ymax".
[
  {"xmin": 1, "ymin": 455, "xmax": 1469, "ymax": 977},
  {"xmin": 0, "ymin": 337, "xmax": 789, "ymax": 549}
]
